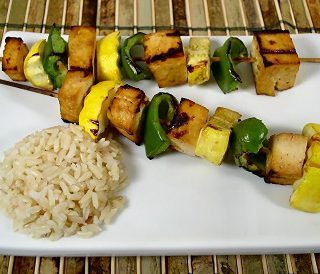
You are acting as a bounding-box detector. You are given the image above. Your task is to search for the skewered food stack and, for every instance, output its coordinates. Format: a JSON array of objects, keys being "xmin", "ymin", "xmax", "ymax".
[
  {"xmin": 2, "ymin": 26, "xmax": 320, "ymax": 215},
  {"xmin": 251, "ymin": 30, "xmax": 300, "ymax": 96},
  {"xmin": 58, "ymin": 26, "xmax": 96, "ymax": 123}
]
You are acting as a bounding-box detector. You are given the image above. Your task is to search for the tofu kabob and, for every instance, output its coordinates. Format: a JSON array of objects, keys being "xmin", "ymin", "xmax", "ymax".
[{"xmin": 1, "ymin": 26, "xmax": 320, "ymax": 213}]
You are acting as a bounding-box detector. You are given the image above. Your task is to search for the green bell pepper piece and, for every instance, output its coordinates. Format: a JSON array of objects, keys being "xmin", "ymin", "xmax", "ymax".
[
  {"xmin": 144, "ymin": 92, "xmax": 178, "ymax": 159},
  {"xmin": 121, "ymin": 32, "xmax": 152, "ymax": 81},
  {"xmin": 44, "ymin": 55, "xmax": 68, "ymax": 88},
  {"xmin": 231, "ymin": 117, "xmax": 268, "ymax": 176},
  {"xmin": 211, "ymin": 37, "xmax": 248, "ymax": 93},
  {"xmin": 42, "ymin": 25, "xmax": 68, "ymax": 89}
]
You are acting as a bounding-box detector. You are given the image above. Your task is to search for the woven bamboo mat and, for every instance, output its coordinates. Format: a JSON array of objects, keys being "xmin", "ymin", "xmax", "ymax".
[{"xmin": 0, "ymin": 0, "xmax": 320, "ymax": 273}]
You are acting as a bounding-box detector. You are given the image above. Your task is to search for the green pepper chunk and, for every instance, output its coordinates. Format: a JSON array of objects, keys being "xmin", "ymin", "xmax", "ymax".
[
  {"xmin": 42, "ymin": 25, "xmax": 68, "ymax": 89},
  {"xmin": 144, "ymin": 92, "xmax": 178, "ymax": 159},
  {"xmin": 121, "ymin": 32, "xmax": 152, "ymax": 81},
  {"xmin": 211, "ymin": 37, "xmax": 248, "ymax": 93},
  {"xmin": 231, "ymin": 117, "xmax": 268, "ymax": 176}
]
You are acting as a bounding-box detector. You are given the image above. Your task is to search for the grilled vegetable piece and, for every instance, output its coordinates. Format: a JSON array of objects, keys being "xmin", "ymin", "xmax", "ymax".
[
  {"xmin": 107, "ymin": 84, "xmax": 149, "ymax": 145},
  {"xmin": 265, "ymin": 133, "xmax": 307, "ymax": 184},
  {"xmin": 305, "ymin": 141, "xmax": 320, "ymax": 169},
  {"xmin": 2, "ymin": 37, "xmax": 29, "ymax": 81},
  {"xmin": 97, "ymin": 31, "xmax": 123, "ymax": 84},
  {"xmin": 144, "ymin": 30, "xmax": 187, "ymax": 87},
  {"xmin": 68, "ymin": 26, "xmax": 96, "ymax": 71},
  {"xmin": 291, "ymin": 124, "xmax": 320, "ymax": 212},
  {"xmin": 144, "ymin": 92, "xmax": 178, "ymax": 159},
  {"xmin": 196, "ymin": 107, "xmax": 241, "ymax": 165},
  {"xmin": 168, "ymin": 98, "xmax": 209, "ymax": 156},
  {"xmin": 24, "ymin": 40, "xmax": 54, "ymax": 91},
  {"xmin": 290, "ymin": 167, "xmax": 320, "ymax": 212},
  {"xmin": 58, "ymin": 71, "xmax": 94, "ymax": 123},
  {"xmin": 79, "ymin": 81, "xmax": 117, "ymax": 140},
  {"xmin": 231, "ymin": 117, "xmax": 268, "ymax": 177},
  {"xmin": 303, "ymin": 123, "xmax": 320, "ymax": 144},
  {"xmin": 42, "ymin": 26, "xmax": 68, "ymax": 89},
  {"xmin": 121, "ymin": 32, "xmax": 152, "ymax": 81},
  {"xmin": 187, "ymin": 37, "xmax": 211, "ymax": 85},
  {"xmin": 211, "ymin": 37, "xmax": 248, "ymax": 93},
  {"xmin": 251, "ymin": 30, "xmax": 300, "ymax": 96}
]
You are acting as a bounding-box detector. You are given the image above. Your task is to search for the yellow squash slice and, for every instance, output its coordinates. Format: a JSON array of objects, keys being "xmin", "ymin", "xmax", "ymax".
[
  {"xmin": 79, "ymin": 81, "xmax": 118, "ymax": 140},
  {"xmin": 97, "ymin": 31, "xmax": 123, "ymax": 84},
  {"xmin": 195, "ymin": 107, "xmax": 241, "ymax": 165},
  {"xmin": 290, "ymin": 123, "xmax": 320, "ymax": 212},
  {"xmin": 24, "ymin": 39, "xmax": 53, "ymax": 91}
]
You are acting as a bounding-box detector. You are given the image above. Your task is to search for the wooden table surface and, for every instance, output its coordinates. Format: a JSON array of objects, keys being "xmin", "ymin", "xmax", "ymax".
[{"xmin": 0, "ymin": 0, "xmax": 320, "ymax": 273}]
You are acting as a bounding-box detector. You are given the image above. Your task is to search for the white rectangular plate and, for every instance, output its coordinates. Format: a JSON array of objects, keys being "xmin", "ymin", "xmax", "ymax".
[{"xmin": 0, "ymin": 31, "xmax": 320, "ymax": 256}]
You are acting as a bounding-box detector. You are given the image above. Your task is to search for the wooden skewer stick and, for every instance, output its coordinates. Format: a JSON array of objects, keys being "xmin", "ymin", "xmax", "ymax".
[
  {"xmin": 0, "ymin": 78, "xmax": 58, "ymax": 98},
  {"xmin": 0, "ymin": 55, "xmax": 320, "ymax": 98},
  {"xmin": 1, "ymin": 56, "xmax": 320, "ymax": 63},
  {"xmin": 134, "ymin": 56, "xmax": 320, "ymax": 63}
]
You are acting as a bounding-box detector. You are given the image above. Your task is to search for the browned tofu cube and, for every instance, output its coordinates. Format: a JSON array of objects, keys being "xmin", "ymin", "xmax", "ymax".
[
  {"xmin": 251, "ymin": 30, "xmax": 300, "ymax": 96},
  {"xmin": 107, "ymin": 85, "xmax": 149, "ymax": 145},
  {"xmin": 58, "ymin": 70, "xmax": 94, "ymax": 123},
  {"xmin": 2, "ymin": 37, "xmax": 29, "ymax": 81},
  {"xmin": 168, "ymin": 98, "xmax": 208, "ymax": 156},
  {"xmin": 144, "ymin": 30, "xmax": 187, "ymax": 87},
  {"xmin": 68, "ymin": 26, "xmax": 96, "ymax": 71},
  {"xmin": 266, "ymin": 133, "xmax": 307, "ymax": 185}
]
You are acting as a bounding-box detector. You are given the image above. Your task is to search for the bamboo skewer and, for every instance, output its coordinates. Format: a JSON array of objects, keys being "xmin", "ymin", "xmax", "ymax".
[
  {"xmin": 1, "ymin": 56, "xmax": 320, "ymax": 63},
  {"xmin": 0, "ymin": 78, "xmax": 58, "ymax": 98},
  {"xmin": 0, "ymin": 55, "xmax": 320, "ymax": 98},
  {"xmin": 134, "ymin": 56, "xmax": 320, "ymax": 63}
]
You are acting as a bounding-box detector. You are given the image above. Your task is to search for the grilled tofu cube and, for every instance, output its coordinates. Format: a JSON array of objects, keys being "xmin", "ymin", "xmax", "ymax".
[
  {"xmin": 266, "ymin": 133, "xmax": 307, "ymax": 184},
  {"xmin": 196, "ymin": 107, "xmax": 241, "ymax": 165},
  {"xmin": 58, "ymin": 70, "xmax": 94, "ymax": 123},
  {"xmin": 107, "ymin": 84, "xmax": 149, "ymax": 145},
  {"xmin": 144, "ymin": 30, "xmax": 187, "ymax": 87},
  {"xmin": 68, "ymin": 26, "xmax": 96, "ymax": 71},
  {"xmin": 2, "ymin": 37, "xmax": 29, "ymax": 81},
  {"xmin": 187, "ymin": 37, "xmax": 211, "ymax": 85},
  {"xmin": 251, "ymin": 30, "xmax": 300, "ymax": 96},
  {"xmin": 168, "ymin": 98, "xmax": 208, "ymax": 156}
]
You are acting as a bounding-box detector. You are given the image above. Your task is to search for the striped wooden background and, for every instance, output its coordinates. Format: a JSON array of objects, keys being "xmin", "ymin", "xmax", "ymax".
[{"xmin": 0, "ymin": 0, "xmax": 320, "ymax": 273}]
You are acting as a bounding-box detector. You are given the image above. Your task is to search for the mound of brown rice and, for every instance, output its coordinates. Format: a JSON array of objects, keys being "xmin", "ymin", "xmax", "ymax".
[{"xmin": 0, "ymin": 124, "xmax": 127, "ymax": 240}]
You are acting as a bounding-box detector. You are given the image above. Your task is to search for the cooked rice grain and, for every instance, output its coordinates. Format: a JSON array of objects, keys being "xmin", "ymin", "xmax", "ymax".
[{"xmin": 0, "ymin": 124, "xmax": 127, "ymax": 240}]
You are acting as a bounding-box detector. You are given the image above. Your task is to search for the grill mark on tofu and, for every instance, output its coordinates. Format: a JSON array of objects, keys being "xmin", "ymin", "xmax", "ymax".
[
  {"xmin": 5, "ymin": 37, "xmax": 24, "ymax": 43},
  {"xmin": 170, "ymin": 129, "xmax": 188, "ymax": 139},
  {"xmin": 165, "ymin": 30, "xmax": 180, "ymax": 36},
  {"xmin": 170, "ymin": 112, "xmax": 190, "ymax": 129},
  {"xmin": 118, "ymin": 84, "xmax": 147, "ymax": 114},
  {"xmin": 146, "ymin": 42, "xmax": 184, "ymax": 64},
  {"xmin": 255, "ymin": 30, "xmax": 297, "ymax": 54},
  {"xmin": 70, "ymin": 66, "xmax": 94, "ymax": 72}
]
